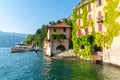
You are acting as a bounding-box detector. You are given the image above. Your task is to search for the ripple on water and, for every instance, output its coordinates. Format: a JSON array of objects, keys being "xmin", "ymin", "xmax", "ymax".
[{"xmin": 0, "ymin": 48, "xmax": 120, "ymax": 80}]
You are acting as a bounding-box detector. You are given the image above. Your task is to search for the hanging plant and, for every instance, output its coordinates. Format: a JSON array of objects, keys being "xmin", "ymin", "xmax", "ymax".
[{"xmin": 51, "ymin": 34, "xmax": 65, "ymax": 43}]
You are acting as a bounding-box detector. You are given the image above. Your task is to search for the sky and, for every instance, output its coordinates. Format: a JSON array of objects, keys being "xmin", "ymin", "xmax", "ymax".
[{"xmin": 0, "ymin": 0, "xmax": 80, "ymax": 34}]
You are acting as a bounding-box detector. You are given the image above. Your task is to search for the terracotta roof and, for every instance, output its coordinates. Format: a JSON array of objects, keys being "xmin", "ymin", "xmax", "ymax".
[{"xmin": 48, "ymin": 23, "xmax": 71, "ymax": 28}]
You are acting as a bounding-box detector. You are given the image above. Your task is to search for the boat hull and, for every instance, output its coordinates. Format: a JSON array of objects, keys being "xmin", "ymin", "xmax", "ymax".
[{"xmin": 11, "ymin": 48, "xmax": 33, "ymax": 53}]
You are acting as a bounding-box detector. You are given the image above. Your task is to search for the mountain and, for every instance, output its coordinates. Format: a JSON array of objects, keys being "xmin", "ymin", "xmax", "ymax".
[{"xmin": 0, "ymin": 31, "xmax": 28, "ymax": 47}]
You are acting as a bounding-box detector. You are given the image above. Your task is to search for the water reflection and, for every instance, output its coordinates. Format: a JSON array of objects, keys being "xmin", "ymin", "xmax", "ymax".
[
  {"xmin": 93, "ymin": 63, "xmax": 120, "ymax": 80},
  {"xmin": 0, "ymin": 48, "xmax": 120, "ymax": 80},
  {"xmin": 38, "ymin": 55, "xmax": 120, "ymax": 80}
]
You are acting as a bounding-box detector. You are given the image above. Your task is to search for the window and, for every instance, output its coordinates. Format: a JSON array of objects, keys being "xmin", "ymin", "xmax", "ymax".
[
  {"xmin": 53, "ymin": 37, "xmax": 56, "ymax": 40},
  {"xmin": 77, "ymin": 9, "xmax": 82, "ymax": 15},
  {"xmin": 77, "ymin": 19, "xmax": 81, "ymax": 26},
  {"xmin": 98, "ymin": 23, "xmax": 102, "ymax": 32},
  {"xmin": 96, "ymin": 0, "xmax": 103, "ymax": 7},
  {"xmin": 88, "ymin": 4, "xmax": 91, "ymax": 12},
  {"xmin": 98, "ymin": 0, "xmax": 102, "ymax": 5},
  {"xmin": 98, "ymin": 11, "xmax": 102, "ymax": 17},
  {"xmin": 78, "ymin": 29, "xmax": 82, "ymax": 36},
  {"xmin": 85, "ymin": 27, "xmax": 89, "ymax": 34},
  {"xmin": 53, "ymin": 29, "xmax": 56, "ymax": 32},
  {"xmin": 77, "ymin": 10, "xmax": 81, "ymax": 15},
  {"xmin": 63, "ymin": 28, "xmax": 66, "ymax": 32},
  {"xmin": 88, "ymin": 14, "xmax": 92, "ymax": 20},
  {"xmin": 64, "ymin": 35, "xmax": 66, "ymax": 39},
  {"xmin": 97, "ymin": 11, "xmax": 103, "ymax": 22},
  {"xmin": 81, "ymin": 45, "xmax": 85, "ymax": 49}
]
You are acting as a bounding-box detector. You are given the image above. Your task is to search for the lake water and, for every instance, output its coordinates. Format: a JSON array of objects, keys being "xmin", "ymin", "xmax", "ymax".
[{"xmin": 0, "ymin": 48, "xmax": 120, "ymax": 80}]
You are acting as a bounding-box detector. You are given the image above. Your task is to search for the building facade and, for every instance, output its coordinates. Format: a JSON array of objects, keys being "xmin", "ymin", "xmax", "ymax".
[
  {"xmin": 72, "ymin": 0, "xmax": 120, "ymax": 61},
  {"xmin": 44, "ymin": 23, "xmax": 72, "ymax": 56}
]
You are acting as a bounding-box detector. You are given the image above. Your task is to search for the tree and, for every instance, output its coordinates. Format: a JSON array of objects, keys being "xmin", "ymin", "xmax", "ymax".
[
  {"xmin": 24, "ymin": 18, "xmax": 73, "ymax": 47},
  {"xmin": 24, "ymin": 25, "xmax": 47, "ymax": 47}
]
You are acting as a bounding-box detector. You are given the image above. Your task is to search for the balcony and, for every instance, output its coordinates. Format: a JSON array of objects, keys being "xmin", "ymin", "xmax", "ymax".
[{"xmin": 97, "ymin": 16, "xmax": 103, "ymax": 23}]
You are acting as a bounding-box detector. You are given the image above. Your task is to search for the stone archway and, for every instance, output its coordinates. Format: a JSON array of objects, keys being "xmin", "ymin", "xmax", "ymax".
[{"xmin": 56, "ymin": 45, "xmax": 66, "ymax": 51}]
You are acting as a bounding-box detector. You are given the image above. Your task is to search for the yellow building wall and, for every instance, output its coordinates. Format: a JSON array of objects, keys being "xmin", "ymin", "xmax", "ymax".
[
  {"xmin": 76, "ymin": 0, "xmax": 108, "ymax": 35},
  {"xmin": 94, "ymin": 0, "xmax": 106, "ymax": 33}
]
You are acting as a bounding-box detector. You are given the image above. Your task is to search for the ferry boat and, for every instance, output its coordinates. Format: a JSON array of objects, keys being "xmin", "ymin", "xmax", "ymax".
[{"xmin": 11, "ymin": 44, "xmax": 34, "ymax": 53}]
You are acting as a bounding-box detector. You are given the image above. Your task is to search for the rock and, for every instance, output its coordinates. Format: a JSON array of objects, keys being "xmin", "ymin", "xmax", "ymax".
[{"xmin": 52, "ymin": 49, "xmax": 75, "ymax": 59}]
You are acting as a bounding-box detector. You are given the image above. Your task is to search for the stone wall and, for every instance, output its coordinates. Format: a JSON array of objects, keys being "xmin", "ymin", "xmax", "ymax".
[
  {"xmin": 103, "ymin": 35, "xmax": 120, "ymax": 66},
  {"xmin": 51, "ymin": 39, "xmax": 69, "ymax": 50}
]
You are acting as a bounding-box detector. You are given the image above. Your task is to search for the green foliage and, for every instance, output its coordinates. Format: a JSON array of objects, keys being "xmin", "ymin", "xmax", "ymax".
[
  {"xmin": 73, "ymin": 35, "xmax": 94, "ymax": 59},
  {"xmin": 72, "ymin": 0, "xmax": 120, "ymax": 59},
  {"xmin": 24, "ymin": 25, "xmax": 47, "ymax": 47},
  {"xmin": 72, "ymin": 2, "xmax": 94, "ymax": 59},
  {"xmin": 100, "ymin": 0, "xmax": 120, "ymax": 48},
  {"xmin": 94, "ymin": 0, "xmax": 120, "ymax": 48},
  {"xmin": 49, "ymin": 19, "xmax": 73, "ymax": 27},
  {"xmin": 49, "ymin": 21, "xmax": 56, "ymax": 25},
  {"xmin": 62, "ymin": 19, "xmax": 73, "ymax": 26},
  {"xmin": 24, "ymin": 18, "xmax": 73, "ymax": 48},
  {"xmin": 24, "ymin": 35, "xmax": 35, "ymax": 45},
  {"xmin": 51, "ymin": 34, "xmax": 65, "ymax": 43},
  {"xmin": 81, "ymin": 5, "xmax": 88, "ymax": 28}
]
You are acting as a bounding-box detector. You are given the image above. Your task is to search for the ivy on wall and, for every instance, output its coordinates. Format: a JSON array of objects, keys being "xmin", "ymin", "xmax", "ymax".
[
  {"xmin": 51, "ymin": 34, "xmax": 65, "ymax": 43},
  {"xmin": 77, "ymin": 35, "xmax": 94, "ymax": 59},
  {"xmin": 72, "ymin": 1, "xmax": 94, "ymax": 59},
  {"xmin": 102, "ymin": 0, "xmax": 120, "ymax": 48},
  {"xmin": 94, "ymin": 0, "xmax": 120, "ymax": 48},
  {"xmin": 72, "ymin": 0, "xmax": 120, "ymax": 59}
]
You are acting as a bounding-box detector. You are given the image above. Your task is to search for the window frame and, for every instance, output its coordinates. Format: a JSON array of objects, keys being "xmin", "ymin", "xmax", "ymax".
[
  {"xmin": 98, "ymin": 23, "xmax": 102, "ymax": 32},
  {"xmin": 88, "ymin": 3, "xmax": 92, "ymax": 12},
  {"xmin": 77, "ymin": 18, "xmax": 81, "ymax": 26},
  {"xmin": 63, "ymin": 28, "xmax": 66, "ymax": 32},
  {"xmin": 53, "ymin": 29, "xmax": 56, "ymax": 32},
  {"xmin": 96, "ymin": 0, "xmax": 103, "ymax": 7},
  {"xmin": 85, "ymin": 27, "xmax": 89, "ymax": 34},
  {"xmin": 78, "ymin": 29, "xmax": 82, "ymax": 36},
  {"xmin": 88, "ymin": 14, "xmax": 92, "ymax": 20}
]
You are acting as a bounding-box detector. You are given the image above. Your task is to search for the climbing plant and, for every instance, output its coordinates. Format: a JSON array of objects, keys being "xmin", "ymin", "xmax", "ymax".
[
  {"xmin": 94, "ymin": 0, "xmax": 120, "ymax": 48},
  {"xmin": 72, "ymin": 0, "xmax": 95, "ymax": 59},
  {"xmin": 101, "ymin": 0, "xmax": 120, "ymax": 48},
  {"xmin": 51, "ymin": 34, "xmax": 65, "ymax": 43},
  {"xmin": 77, "ymin": 35, "xmax": 94, "ymax": 59},
  {"xmin": 72, "ymin": 0, "xmax": 120, "ymax": 60}
]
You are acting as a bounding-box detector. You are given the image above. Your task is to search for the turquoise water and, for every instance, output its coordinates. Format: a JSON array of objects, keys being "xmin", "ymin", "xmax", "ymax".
[{"xmin": 0, "ymin": 48, "xmax": 120, "ymax": 80}]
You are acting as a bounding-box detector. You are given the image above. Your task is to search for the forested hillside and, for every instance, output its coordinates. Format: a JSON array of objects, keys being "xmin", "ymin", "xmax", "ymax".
[{"xmin": 24, "ymin": 19, "xmax": 72, "ymax": 47}]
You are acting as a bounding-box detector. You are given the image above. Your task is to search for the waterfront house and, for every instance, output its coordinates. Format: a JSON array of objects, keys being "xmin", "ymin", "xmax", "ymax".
[
  {"xmin": 72, "ymin": 0, "xmax": 120, "ymax": 64},
  {"xmin": 44, "ymin": 23, "xmax": 72, "ymax": 56}
]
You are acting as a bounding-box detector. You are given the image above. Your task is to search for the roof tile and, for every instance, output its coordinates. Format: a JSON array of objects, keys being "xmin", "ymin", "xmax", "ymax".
[{"xmin": 48, "ymin": 23, "xmax": 71, "ymax": 28}]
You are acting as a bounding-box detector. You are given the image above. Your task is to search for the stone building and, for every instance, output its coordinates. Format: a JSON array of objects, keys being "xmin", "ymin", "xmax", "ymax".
[{"xmin": 44, "ymin": 23, "xmax": 72, "ymax": 56}]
